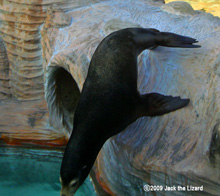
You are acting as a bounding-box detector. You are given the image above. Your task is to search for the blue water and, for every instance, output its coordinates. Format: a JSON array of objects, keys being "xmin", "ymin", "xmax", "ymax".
[{"xmin": 0, "ymin": 147, "xmax": 97, "ymax": 196}]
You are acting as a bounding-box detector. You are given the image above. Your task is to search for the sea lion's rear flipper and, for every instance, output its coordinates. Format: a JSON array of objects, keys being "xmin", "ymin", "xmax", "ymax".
[
  {"xmin": 139, "ymin": 93, "xmax": 190, "ymax": 117},
  {"xmin": 156, "ymin": 32, "xmax": 201, "ymax": 48}
]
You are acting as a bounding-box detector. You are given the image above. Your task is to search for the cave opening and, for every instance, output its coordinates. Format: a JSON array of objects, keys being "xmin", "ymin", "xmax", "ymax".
[
  {"xmin": 55, "ymin": 67, "xmax": 80, "ymax": 115},
  {"xmin": 46, "ymin": 66, "xmax": 80, "ymax": 133}
]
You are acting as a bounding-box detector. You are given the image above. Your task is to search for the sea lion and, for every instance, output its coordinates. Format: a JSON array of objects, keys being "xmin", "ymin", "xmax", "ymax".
[{"xmin": 60, "ymin": 28, "xmax": 200, "ymax": 196}]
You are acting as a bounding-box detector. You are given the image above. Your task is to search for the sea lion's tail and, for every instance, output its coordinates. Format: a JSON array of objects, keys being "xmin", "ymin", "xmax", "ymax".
[{"xmin": 156, "ymin": 32, "xmax": 201, "ymax": 48}]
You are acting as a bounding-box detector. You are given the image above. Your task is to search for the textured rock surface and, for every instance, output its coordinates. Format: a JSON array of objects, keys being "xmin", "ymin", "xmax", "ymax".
[
  {"xmin": 0, "ymin": 0, "xmax": 105, "ymax": 144},
  {"xmin": 0, "ymin": 0, "xmax": 45, "ymax": 100},
  {"xmin": 166, "ymin": 0, "xmax": 220, "ymax": 17},
  {"xmin": 41, "ymin": 0, "xmax": 220, "ymax": 195},
  {"xmin": 0, "ymin": 0, "xmax": 66, "ymax": 145},
  {"xmin": 0, "ymin": 0, "xmax": 103, "ymax": 100},
  {"xmin": 0, "ymin": 36, "xmax": 11, "ymax": 98}
]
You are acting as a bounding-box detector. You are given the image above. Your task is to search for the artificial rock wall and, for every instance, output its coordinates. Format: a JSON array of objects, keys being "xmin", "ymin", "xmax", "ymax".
[{"xmin": 0, "ymin": 0, "xmax": 104, "ymax": 145}]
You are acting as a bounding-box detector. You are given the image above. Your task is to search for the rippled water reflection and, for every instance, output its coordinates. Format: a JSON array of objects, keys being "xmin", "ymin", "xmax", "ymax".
[{"xmin": 0, "ymin": 147, "xmax": 97, "ymax": 196}]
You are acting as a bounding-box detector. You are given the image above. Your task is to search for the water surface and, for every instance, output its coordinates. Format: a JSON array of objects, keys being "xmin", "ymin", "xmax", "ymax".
[{"xmin": 0, "ymin": 147, "xmax": 97, "ymax": 196}]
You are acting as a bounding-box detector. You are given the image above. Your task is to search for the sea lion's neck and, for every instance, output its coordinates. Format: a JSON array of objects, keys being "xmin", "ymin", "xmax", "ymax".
[
  {"xmin": 62, "ymin": 126, "xmax": 107, "ymax": 178},
  {"xmin": 71, "ymin": 127, "xmax": 106, "ymax": 158}
]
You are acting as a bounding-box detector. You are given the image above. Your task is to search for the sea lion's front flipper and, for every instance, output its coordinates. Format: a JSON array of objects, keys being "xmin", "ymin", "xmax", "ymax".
[{"xmin": 139, "ymin": 93, "xmax": 190, "ymax": 117}]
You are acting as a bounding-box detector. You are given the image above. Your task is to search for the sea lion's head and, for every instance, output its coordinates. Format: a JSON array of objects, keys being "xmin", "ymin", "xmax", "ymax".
[
  {"xmin": 60, "ymin": 177, "xmax": 79, "ymax": 196},
  {"xmin": 60, "ymin": 165, "xmax": 87, "ymax": 196}
]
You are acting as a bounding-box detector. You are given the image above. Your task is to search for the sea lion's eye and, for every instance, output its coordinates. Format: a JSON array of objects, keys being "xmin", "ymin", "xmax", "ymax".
[
  {"xmin": 69, "ymin": 179, "xmax": 78, "ymax": 187},
  {"xmin": 82, "ymin": 165, "xmax": 87, "ymax": 170}
]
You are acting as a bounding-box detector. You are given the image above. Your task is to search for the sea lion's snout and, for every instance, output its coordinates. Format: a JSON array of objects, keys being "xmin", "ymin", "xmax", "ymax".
[
  {"xmin": 60, "ymin": 188, "xmax": 76, "ymax": 196},
  {"xmin": 60, "ymin": 177, "xmax": 79, "ymax": 196},
  {"xmin": 60, "ymin": 185, "xmax": 77, "ymax": 196}
]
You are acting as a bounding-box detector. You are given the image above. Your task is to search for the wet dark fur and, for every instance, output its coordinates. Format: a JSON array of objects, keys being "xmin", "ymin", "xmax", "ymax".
[{"xmin": 60, "ymin": 28, "xmax": 200, "ymax": 196}]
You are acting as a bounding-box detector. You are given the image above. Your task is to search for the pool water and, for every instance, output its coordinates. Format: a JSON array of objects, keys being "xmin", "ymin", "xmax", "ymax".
[{"xmin": 0, "ymin": 147, "xmax": 97, "ymax": 196}]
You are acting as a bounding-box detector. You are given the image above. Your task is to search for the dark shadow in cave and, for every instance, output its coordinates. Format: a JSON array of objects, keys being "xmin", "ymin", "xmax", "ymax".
[{"xmin": 46, "ymin": 66, "xmax": 80, "ymax": 133}]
